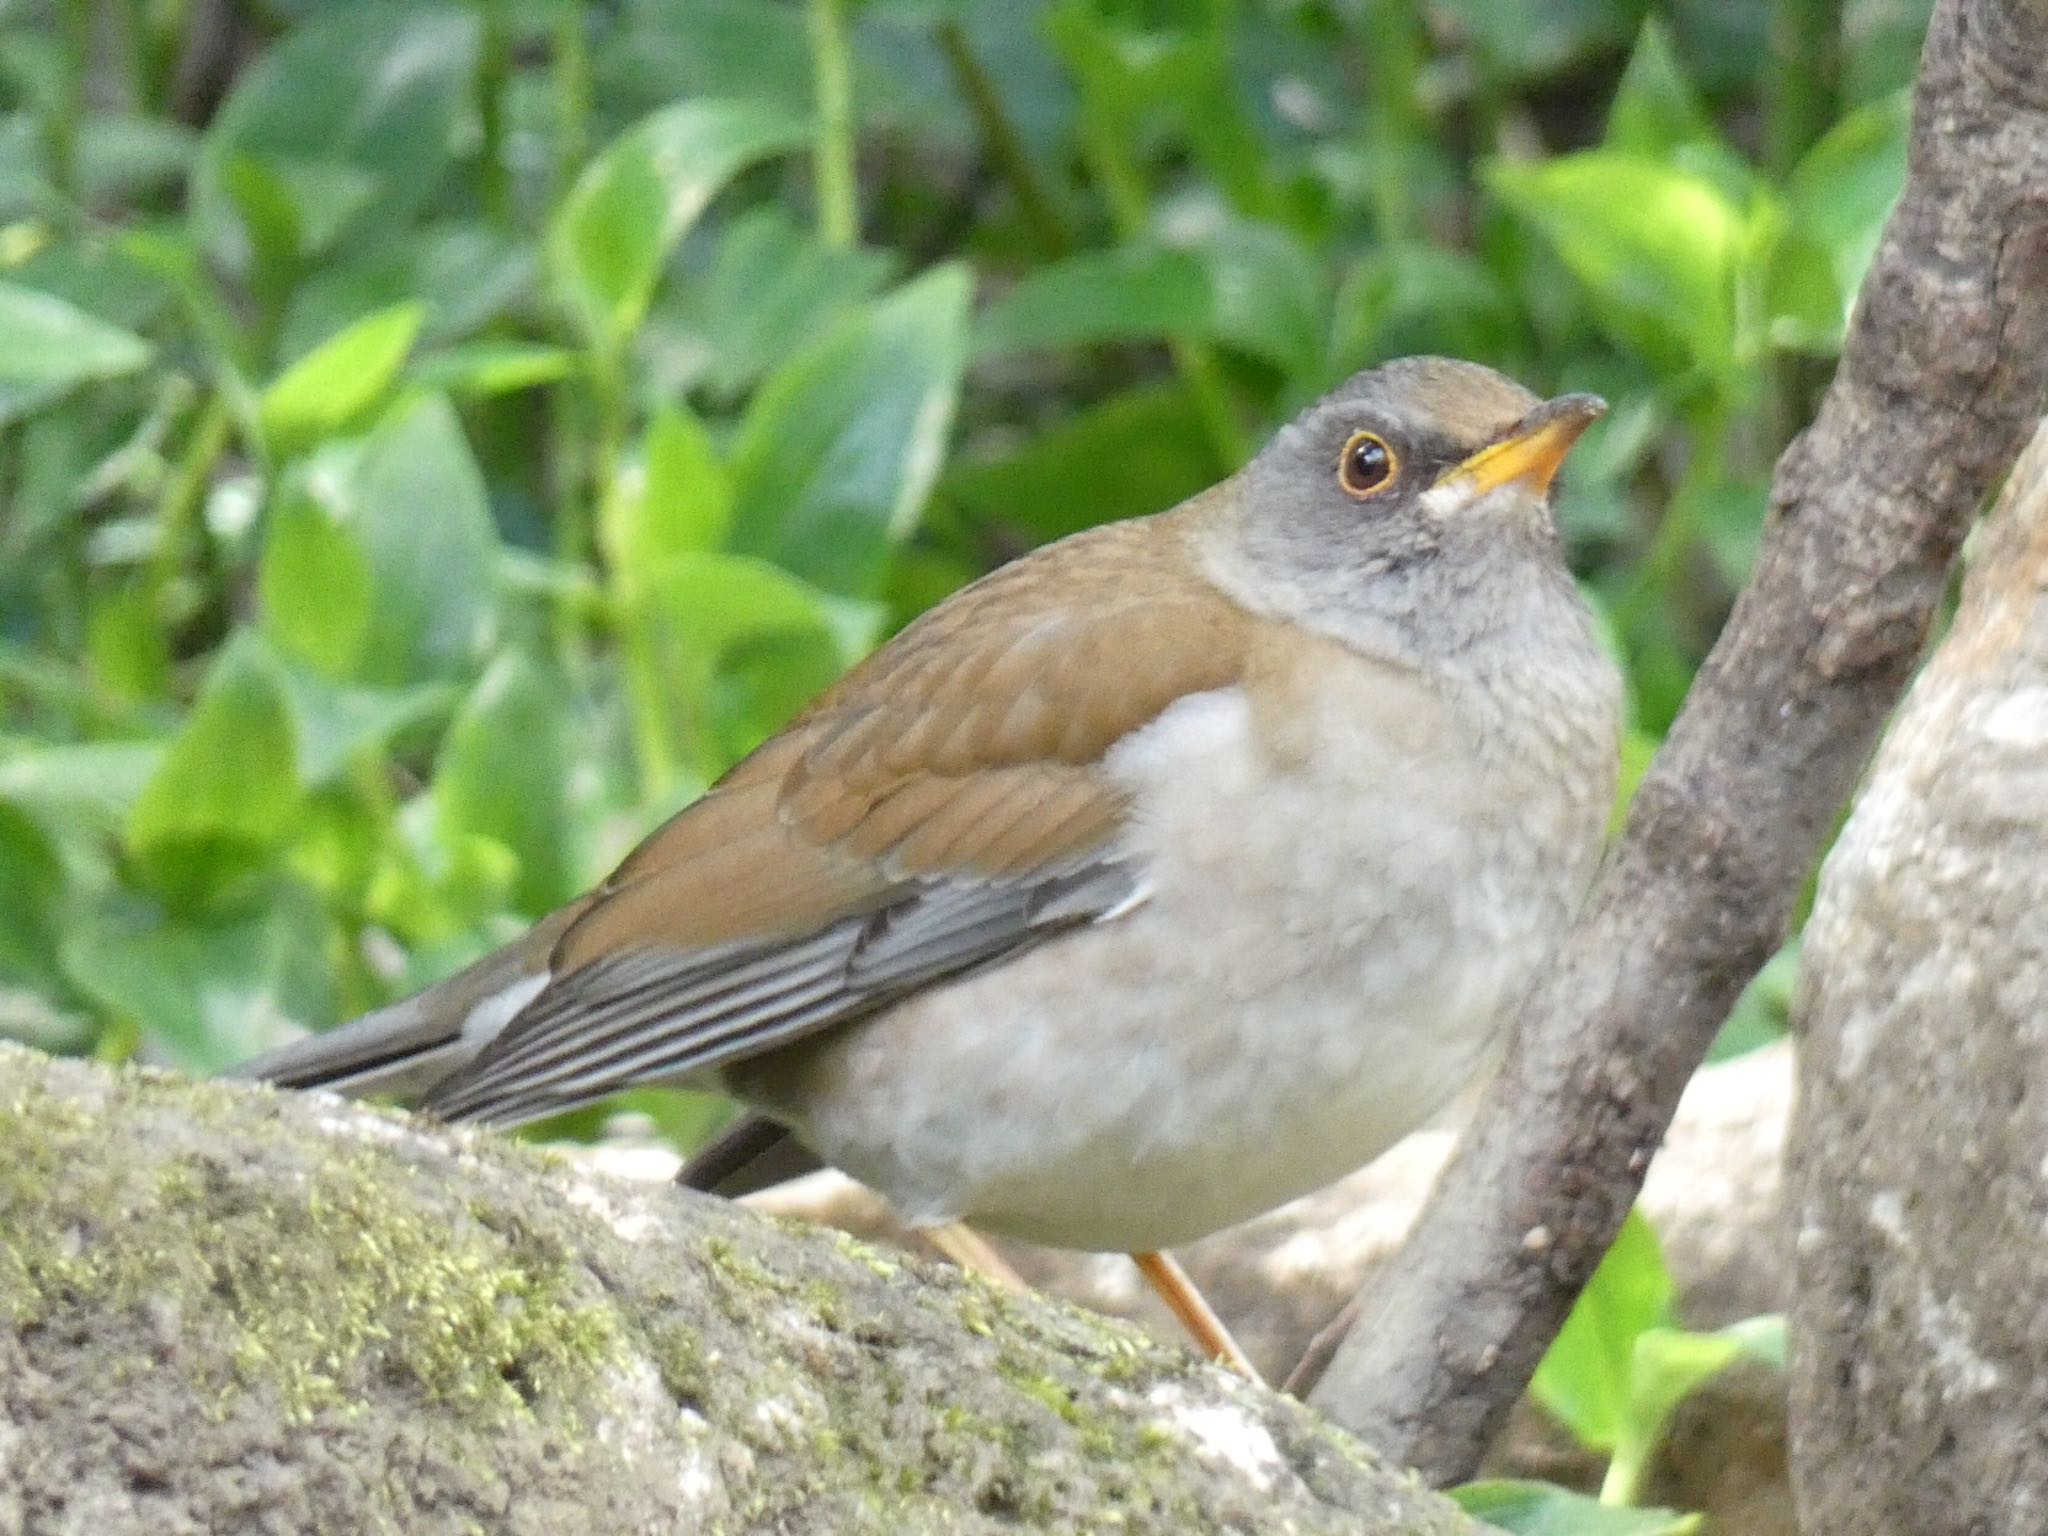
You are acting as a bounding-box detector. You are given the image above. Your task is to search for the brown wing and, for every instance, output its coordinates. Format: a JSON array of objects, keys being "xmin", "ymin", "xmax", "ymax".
[{"xmin": 422, "ymin": 509, "xmax": 1254, "ymax": 1125}]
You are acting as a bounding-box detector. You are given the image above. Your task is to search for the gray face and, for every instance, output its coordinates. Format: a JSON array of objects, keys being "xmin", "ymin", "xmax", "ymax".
[{"xmin": 1226, "ymin": 356, "xmax": 1588, "ymax": 667}]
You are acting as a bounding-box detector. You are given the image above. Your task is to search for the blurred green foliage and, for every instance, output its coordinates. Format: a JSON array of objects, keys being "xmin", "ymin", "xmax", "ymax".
[{"xmin": 0, "ymin": 1, "xmax": 1911, "ymax": 1120}]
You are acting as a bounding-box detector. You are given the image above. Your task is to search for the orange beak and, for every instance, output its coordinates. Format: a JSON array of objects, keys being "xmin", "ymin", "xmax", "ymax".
[{"xmin": 1440, "ymin": 393, "xmax": 1607, "ymax": 498}]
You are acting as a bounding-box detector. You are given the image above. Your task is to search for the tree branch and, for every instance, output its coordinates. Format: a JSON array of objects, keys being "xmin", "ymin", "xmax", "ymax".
[{"xmin": 1306, "ymin": 0, "xmax": 2048, "ymax": 1481}]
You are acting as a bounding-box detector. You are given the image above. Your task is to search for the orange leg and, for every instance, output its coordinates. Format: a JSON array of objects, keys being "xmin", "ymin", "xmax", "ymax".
[
  {"xmin": 923, "ymin": 1221, "xmax": 1029, "ymax": 1290},
  {"xmin": 1134, "ymin": 1250, "xmax": 1259, "ymax": 1380}
]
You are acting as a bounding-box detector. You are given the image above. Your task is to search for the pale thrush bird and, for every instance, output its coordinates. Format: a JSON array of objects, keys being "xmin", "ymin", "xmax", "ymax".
[{"xmin": 239, "ymin": 355, "xmax": 1622, "ymax": 1371}]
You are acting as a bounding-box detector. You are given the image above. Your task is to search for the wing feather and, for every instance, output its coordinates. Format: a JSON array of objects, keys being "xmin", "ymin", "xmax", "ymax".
[{"xmin": 418, "ymin": 506, "xmax": 1253, "ymax": 1127}]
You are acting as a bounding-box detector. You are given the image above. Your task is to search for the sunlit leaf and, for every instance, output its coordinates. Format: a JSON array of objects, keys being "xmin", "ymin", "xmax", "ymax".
[
  {"xmin": 409, "ymin": 341, "xmax": 576, "ymax": 397},
  {"xmin": 1487, "ymin": 153, "xmax": 1743, "ymax": 376},
  {"xmin": 260, "ymin": 302, "xmax": 425, "ymax": 458},
  {"xmin": 551, "ymin": 97, "xmax": 809, "ymax": 347},
  {"xmin": 1531, "ymin": 1208, "xmax": 1676, "ymax": 1453},
  {"xmin": 728, "ymin": 265, "xmax": 970, "ymax": 594},
  {"xmin": 1777, "ymin": 91, "xmax": 1911, "ymax": 346},
  {"xmin": 127, "ymin": 636, "xmax": 302, "ymax": 908},
  {"xmin": 310, "ymin": 394, "xmax": 502, "ymax": 685},
  {"xmin": 433, "ymin": 655, "xmax": 578, "ymax": 914},
  {"xmin": 260, "ymin": 488, "xmax": 375, "ymax": 678},
  {"xmin": 601, "ymin": 405, "xmax": 732, "ymax": 586}
]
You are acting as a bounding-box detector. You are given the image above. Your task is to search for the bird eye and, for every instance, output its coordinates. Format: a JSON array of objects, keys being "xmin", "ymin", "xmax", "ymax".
[{"xmin": 1339, "ymin": 432, "xmax": 1397, "ymax": 499}]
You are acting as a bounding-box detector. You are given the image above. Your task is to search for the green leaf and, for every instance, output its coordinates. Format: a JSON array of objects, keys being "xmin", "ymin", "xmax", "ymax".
[
  {"xmin": 605, "ymin": 0, "xmax": 816, "ymax": 120},
  {"xmin": 1194, "ymin": 220, "xmax": 1328, "ymax": 381},
  {"xmin": 638, "ymin": 552, "xmax": 848, "ymax": 668},
  {"xmin": 433, "ymin": 656, "xmax": 577, "ymax": 915},
  {"xmin": 0, "ymin": 280, "xmax": 152, "ymax": 423},
  {"xmin": 77, "ymin": 113, "xmax": 198, "ymax": 206},
  {"xmin": 409, "ymin": 341, "xmax": 576, "ymax": 397},
  {"xmin": 1428, "ymin": 0, "xmax": 1640, "ymax": 80},
  {"xmin": 61, "ymin": 897, "xmax": 333, "ymax": 1075},
  {"xmin": 973, "ymin": 226, "xmax": 1321, "ymax": 378},
  {"xmin": 1333, "ymin": 244, "xmax": 1517, "ymax": 372},
  {"xmin": 0, "ymin": 741, "xmax": 165, "ymax": 840},
  {"xmin": 193, "ymin": 4, "xmax": 480, "ymax": 273},
  {"xmin": 260, "ymin": 301, "xmax": 425, "ymax": 458},
  {"xmin": 1776, "ymin": 91, "xmax": 1911, "ymax": 347},
  {"xmin": 281, "ymin": 224, "xmax": 534, "ymax": 361},
  {"xmin": 127, "ymin": 636, "xmax": 303, "ymax": 908},
  {"xmin": 973, "ymin": 245, "xmax": 1212, "ymax": 358},
  {"xmin": 940, "ymin": 381, "xmax": 1216, "ymax": 545},
  {"xmin": 1531, "ymin": 1208, "xmax": 1675, "ymax": 1453},
  {"xmin": 601, "ymin": 405, "xmax": 732, "ymax": 586},
  {"xmin": 85, "ymin": 583, "xmax": 172, "ymax": 706},
  {"xmin": 0, "ymin": 801, "xmax": 67, "ymax": 992},
  {"xmin": 1452, "ymin": 1480, "xmax": 1701, "ymax": 1535},
  {"xmin": 1604, "ymin": 20, "xmax": 1716, "ymax": 156},
  {"xmin": 1603, "ymin": 1315, "xmax": 1785, "ymax": 1503},
  {"xmin": 219, "ymin": 154, "xmax": 380, "ymax": 275},
  {"xmin": 1626, "ymin": 1317, "xmax": 1784, "ymax": 1452},
  {"xmin": 728, "ymin": 265, "xmax": 971, "ymax": 594},
  {"xmin": 1486, "ymin": 152, "xmax": 1743, "ymax": 376},
  {"xmin": 678, "ymin": 205, "xmax": 894, "ymax": 399},
  {"xmin": 629, "ymin": 552, "xmax": 873, "ymax": 775},
  {"xmin": 313, "ymin": 394, "xmax": 502, "ymax": 685},
  {"xmin": 259, "ymin": 488, "xmax": 375, "ymax": 678},
  {"xmin": 551, "ymin": 98, "xmax": 810, "ymax": 347},
  {"xmin": 1713, "ymin": 943, "xmax": 1798, "ymax": 1059},
  {"xmin": 274, "ymin": 665, "xmax": 456, "ymax": 787}
]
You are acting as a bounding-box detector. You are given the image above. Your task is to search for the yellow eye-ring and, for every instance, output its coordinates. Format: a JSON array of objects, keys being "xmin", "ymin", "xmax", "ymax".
[{"xmin": 1339, "ymin": 431, "xmax": 1397, "ymax": 499}]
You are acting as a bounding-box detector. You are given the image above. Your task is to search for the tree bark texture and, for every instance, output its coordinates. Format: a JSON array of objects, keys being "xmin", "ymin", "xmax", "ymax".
[
  {"xmin": 1309, "ymin": 0, "xmax": 2048, "ymax": 1483},
  {"xmin": 1788, "ymin": 415, "xmax": 2048, "ymax": 1534},
  {"xmin": 0, "ymin": 1045, "xmax": 1478, "ymax": 1536}
]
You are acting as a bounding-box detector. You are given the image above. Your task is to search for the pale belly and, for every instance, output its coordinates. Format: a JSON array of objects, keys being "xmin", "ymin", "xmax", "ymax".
[{"xmin": 740, "ymin": 677, "xmax": 1606, "ymax": 1253}]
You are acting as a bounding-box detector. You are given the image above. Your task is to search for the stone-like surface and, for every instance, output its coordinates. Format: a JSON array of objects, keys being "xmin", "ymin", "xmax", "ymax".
[
  {"xmin": 1789, "ymin": 415, "xmax": 2048, "ymax": 1535},
  {"xmin": 673, "ymin": 1044, "xmax": 1797, "ymax": 1536},
  {"xmin": 0, "ymin": 1045, "xmax": 1477, "ymax": 1536}
]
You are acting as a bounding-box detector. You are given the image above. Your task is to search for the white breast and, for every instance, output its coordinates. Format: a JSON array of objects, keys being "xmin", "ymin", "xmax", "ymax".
[{"xmin": 775, "ymin": 659, "xmax": 1609, "ymax": 1252}]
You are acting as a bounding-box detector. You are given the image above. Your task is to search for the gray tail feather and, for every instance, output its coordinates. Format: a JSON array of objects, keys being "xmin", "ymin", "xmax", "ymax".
[
  {"xmin": 679, "ymin": 1113, "xmax": 824, "ymax": 1196},
  {"xmin": 228, "ymin": 992, "xmax": 471, "ymax": 1102},
  {"xmin": 229, "ymin": 916, "xmax": 571, "ymax": 1105}
]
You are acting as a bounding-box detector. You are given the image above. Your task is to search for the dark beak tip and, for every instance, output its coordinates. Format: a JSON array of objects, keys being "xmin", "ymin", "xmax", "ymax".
[{"xmin": 1545, "ymin": 391, "xmax": 1608, "ymax": 426}]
